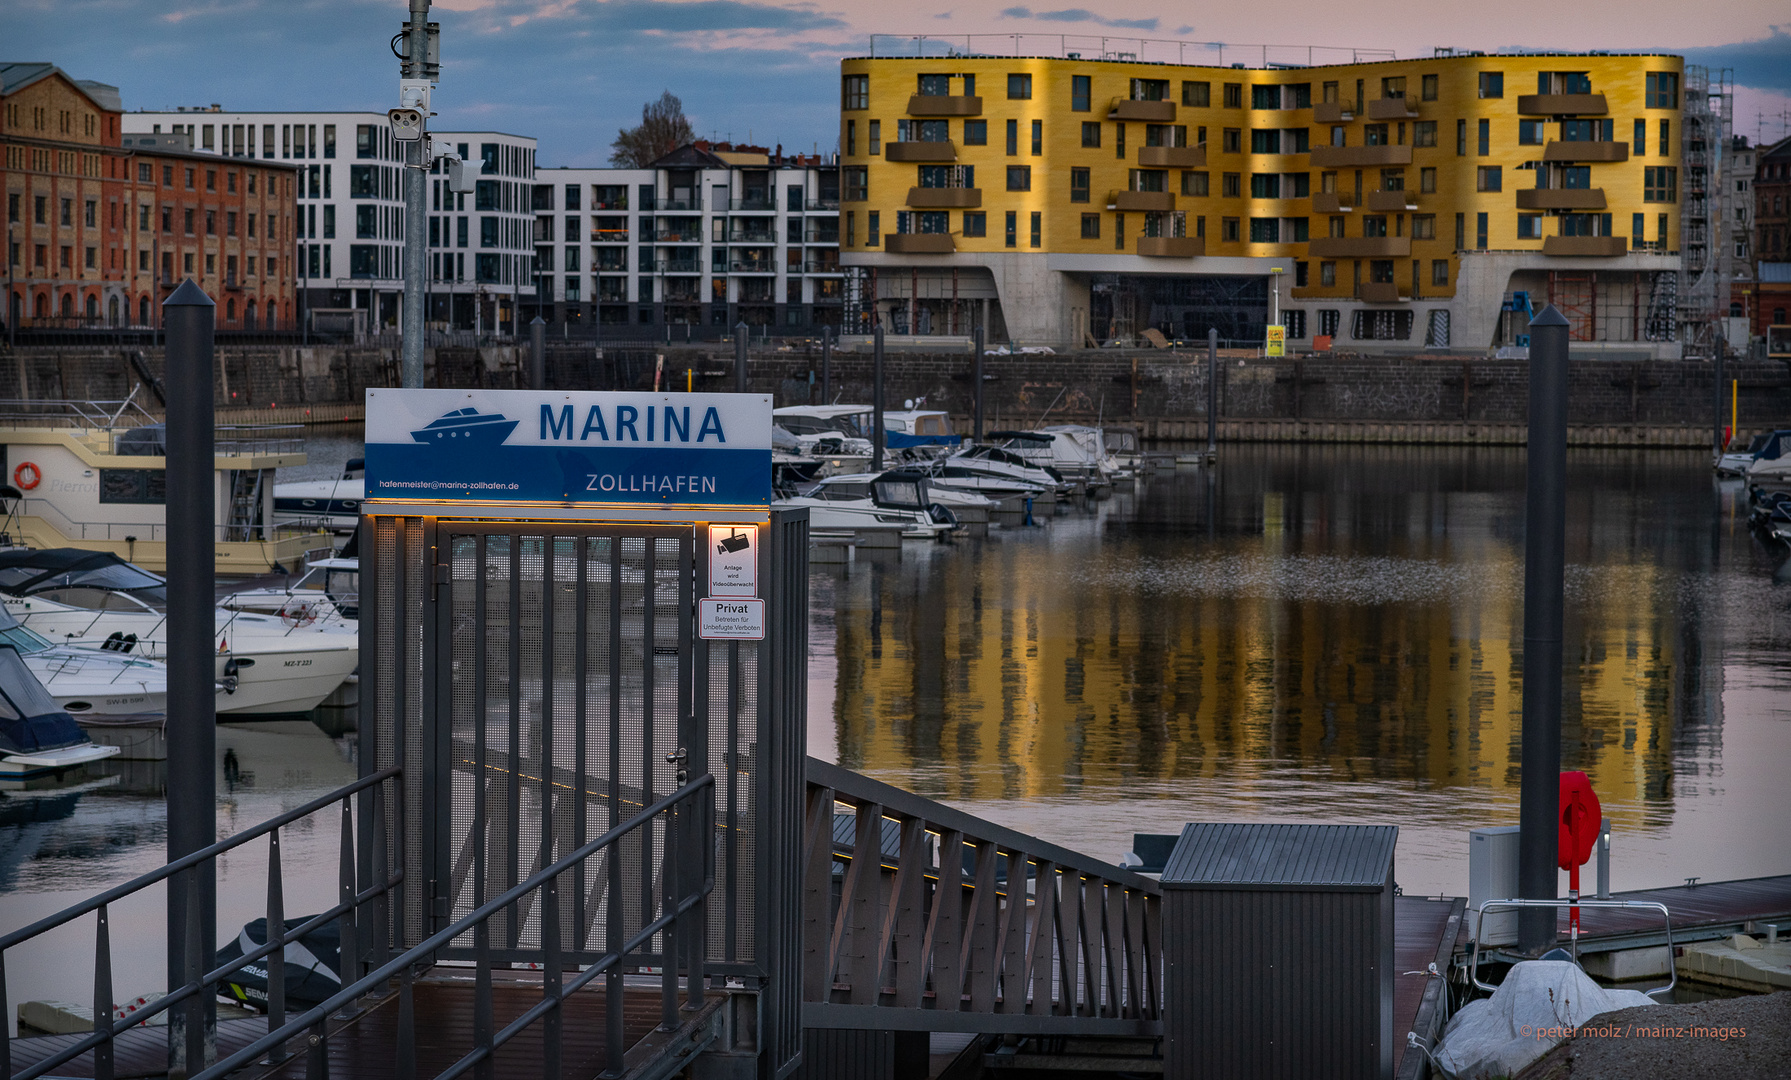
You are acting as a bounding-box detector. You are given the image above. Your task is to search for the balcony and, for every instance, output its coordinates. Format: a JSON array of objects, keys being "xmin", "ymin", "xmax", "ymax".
[
  {"xmin": 1109, "ymin": 190, "xmax": 1175, "ymax": 212},
  {"xmin": 1516, "ymin": 187, "xmax": 1608, "ymax": 210},
  {"xmin": 1543, "ymin": 140, "xmax": 1629, "ymax": 163},
  {"xmin": 1363, "ymin": 189, "xmax": 1416, "ymax": 211},
  {"xmin": 1355, "ymin": 282, "xmax": 1406, "ymax": 304},
  {"xmin": 1309, "ymin": 144, "xmax": 1414, "ymax": 167},
  {"xmin": 1365, "ymin": 95, "xmax": 1418, "ymax": 120},
  {"xmin": 906, "ymin": 186, "xmax": 982, "ymax": 208},
  {"xmin": 658, "ymin": 259, "xmax": 701, "ymax": 274},
  {"xmin": 1138, "ymin": 144, "xmax": 1206, "ymax": 168},
  {"xmin": 884, "ymin": 233, "xmax": 955, "ymax": 254},
  {"xmin": 1307, "ymin": 236, "xmax": 1412, "ymax": 257},
  {"xmin": 1312, "ymin": 191, "xmax": 1354, "ymax": 213},
  {"xmin": 1542, "ymin": 235, "xmax": 1628, "ymax": 257},
  {"xmin": 907, "ymin": 94, "xmax": 982, "ymax": 116},
  {"xmin": 728, "ymin": 260, "xmax": 778, "ymax": 274},
  {"xmin": 1108, "ymin": 98, "xmax": 1176, "ymax": 122},
  {"xmin": 657, "ymin": 197, "xmax": 702, "ymax": 211},
  {"xmin": 1313, "ymin": 102, "xmax": 1353, "ymax": 123},
  {"xmin": 590, "ymin": 229, "xmax": 629, "ymax": 243},
  {"xmin": 885, "ymin": 141, "xmax": 957, "ymax": 162},
  {"xmin": 1518, "ymin": 93, "xmax": 1608, "ymax": 115},
  {"xmin": 1137, "ymin": 236, "xmax": 1204, "ymax": 258},
  {"xmin": 803, "ymin": 259, "xmax": 843, "ymax": 274},
  {"xmin": 730, "ymin": 196, "xmax": 776, "ymax": 212},
  {"xmin": 655, "ymin": 230, "xmax": 702, "ymax": 244},
  {"xmin": 806, "ymin": 198, "xmax": 841, "ymax": 212}
]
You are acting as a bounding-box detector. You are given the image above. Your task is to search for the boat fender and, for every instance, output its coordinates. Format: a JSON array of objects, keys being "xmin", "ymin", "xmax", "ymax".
[{"xmin": 13, "ymin": 462, "xmax": 41, "ymax": 490}]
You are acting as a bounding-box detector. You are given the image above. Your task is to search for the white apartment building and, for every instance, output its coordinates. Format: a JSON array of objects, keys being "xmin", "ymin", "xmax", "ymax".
[
  {"xmin": 122, "ymin": 108, "xmax": 537, "ymax": 334},
  {"xmin": 530, "ymin": 142, "xmax": 842, "ymax": 331}
]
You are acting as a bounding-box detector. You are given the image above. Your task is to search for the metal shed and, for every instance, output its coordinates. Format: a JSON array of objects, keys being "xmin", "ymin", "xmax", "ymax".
[{"xmin": 1159, "ymin": 823, "xmax": 1398, "ymax": 1080}]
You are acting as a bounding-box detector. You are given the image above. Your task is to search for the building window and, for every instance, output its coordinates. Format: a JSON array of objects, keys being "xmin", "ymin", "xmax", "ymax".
[
  {"xmin": 1420, "ymin": 167, "xmax": 1436, "ymax": 193},
  {"xmin": 1183, "ymin": 81, "xmax": 1210, "ymax": 107},
  {"xmin": 1517, "ymin": 213, "xmax": 1544, "ymax": 239},
  {"xmin": 1116, "ymin": 123, "xmax": 1126, "ymax": 159},
  {"xmin": 1223, "ymin": 83, "xmax": 1242, "ymax": 109},
  {"xmin": 1081, "ymin": 213, "xmax": 1100, "ymax": 238},
  {"xmin": 1320, "ymin": 261, "xmax": 1336, "ymax": 286},
  {"xmin": 1005, "ymin": 211, "xmax": 1017, "ymax": 248},
  {"xmin": 842, "ymin": 74, "xmax": 869, "ymax": 109},
  {"xmin": 1363, "ymin": 215, "xmax": 1388, "ymax": 238},
  {"xmin": 1183, "ymin": 171, "xmax": 1209, "ymax": 196},
  {"xmin": 1476, "ymin": 211, "xmax": 1488, "ymax": 249},
  {"xmin": 1412, "ymin": 214, "xmax": 1435, "ymax": 239},
  {"xmin": 1478, "ymin": 72, "xmax": 1503, "ymax": 99},
  {"xmin": 1250, "ymin": 173, "xmax": 1281, "ymax": 198},
  {"xmin": 1032, "ymin": 119, "xmax": 1043, "ymax": 156},
  {"xmin": 963, "ymin": 212, "xmax": 986, "ymax": 237},
  {"xmin": 1477, "ymin": 119, "xmax": 1490, "ymax": 156},
  {"xmin": 1645, "ymin": 72, "xmax": 1678, "ymax": 109},
  {"xmin": 1221, "ymin": 217, "xmax": 1240, "ymax": 242},
  {"xmin": 1222, "ymin": 128, "xmax": 1241, "ymax": 153},
  {"xmin": 1643, "ymin": 166, "xmax": 1677, "ymax": 202},
  {"xmin": 1071, "ymin": 167, "xmax": 1090, "ymax": 202},
  {"xmin": 1519, "ymin": 119, "xmax": 1545, "ymax": 145},
  {"xmin": 1634, "ymin": 119, "xmax": 1647, "ymax": 155},
  {"xmin": 1251, "ymin": 85, "xmax": 1280, "ymax": 110},
  {"xmin": 1072, "ymin": 75, "xmax": 1091, "ymax": 112},
  {"xmin": 845, "ymin": 167, "xmax": 868, "ymax": 201},
  {"xmin": 867, "ymin": 210, "xmax": 879, "ymax": 245},
  {"xmin": 1411, "ymin": 121, "xmax": 1436, "ymax": 148},
  {"xmin": 1249, "ymin": 218, "xmax": 1280, "ymax": 242},
  {"xmin": 1222, "ymin": 172, "xmax": 1241, "ymax": 198},
  {"xmin": 1251, "ymin": 129, "xmax": 1282, "ymax": 153},
  {"xmin": 1658, "ymin": 119, "xmax": 1670, "ymax": 157},
  {"xmin": 1476, "ymin": 166, "xmax": 1502, "ymax": 192},
  {"xmin": 1007, "ymin": 166, "xmax": 1031, "ymax": 191},
  {"xmin": 1455, "ymin": 212, "xmax": 1465, "ymax": 250},
  {"xmin": 1421, "ymin": 74, "xmax": 1438, "ymax": 101},
  {"xmin": 1030, "ymin": 211, "xmax": 1041, "ymax": 248},
  {"xmin": 1081, "ymin": 121, "xmax": 1102, "ymax": 148},
  {"xmin": 1432, "ymin": 259, "xmax": 1449, "ymax": 286},
  {"xmin": 1456, "ymin": 119, "xmax": 1467, "ymax": 156},
  {"xmin": 1008, "ymin": 73, "xmax": 1032, "ymax": 100},
  {"xmin": 1006, "ymin": 119, "xmax": 1018, "ymax": 155},
  {"xmin": 1115, "ymin": 212, "xmax": 1125, "ymax": 249}
]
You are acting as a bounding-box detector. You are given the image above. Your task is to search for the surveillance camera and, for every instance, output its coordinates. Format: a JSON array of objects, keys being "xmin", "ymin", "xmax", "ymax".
[{"xmin": 388, "ymin": 107, "xmax": 424, "ymax": 142}]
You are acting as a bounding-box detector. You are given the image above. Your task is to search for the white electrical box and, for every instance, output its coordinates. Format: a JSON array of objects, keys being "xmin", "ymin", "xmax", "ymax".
[{"xmin": 1468, "ymin": 826, "xmax": 1521, "ymax": 946}]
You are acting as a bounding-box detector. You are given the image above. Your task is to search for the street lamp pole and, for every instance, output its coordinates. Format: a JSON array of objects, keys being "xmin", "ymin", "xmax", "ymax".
[{"xmin": 399, "ymin": 0, "xmax": 433, "ymax": 389}]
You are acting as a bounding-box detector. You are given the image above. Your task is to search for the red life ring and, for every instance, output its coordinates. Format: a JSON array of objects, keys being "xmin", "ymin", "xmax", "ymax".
[{"xmin": 13, "ymin": 462, "xmax": 41, "ymax": 490}]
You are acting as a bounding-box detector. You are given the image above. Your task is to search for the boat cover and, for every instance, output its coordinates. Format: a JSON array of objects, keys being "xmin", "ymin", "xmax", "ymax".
[
  {"xmin": 0, "ymin": 645, "xmax": 89, "ymax": 755},
  {"xmin": 0, "ymin": 549, "xmax": 168, "ymax": 600}
]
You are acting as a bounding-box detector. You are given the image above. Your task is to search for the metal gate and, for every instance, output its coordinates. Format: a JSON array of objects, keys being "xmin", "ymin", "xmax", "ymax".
[{"xmin": 359, "ymin": 511, "xmax": 809, "ymax": 1076}]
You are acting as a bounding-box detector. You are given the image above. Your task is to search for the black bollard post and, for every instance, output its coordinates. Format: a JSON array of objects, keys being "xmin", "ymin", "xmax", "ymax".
[
  {"xmin": 973, "ymin": 326, "xmax": 985, "ymax": 441},
  {"xmin": 735, "ymin": 321, "xmax": 749, "ymax": 393},
  {"xmin": 162, "ymin": 280, "xmax": 217, "ymax": 1077},
  {"xmin": 872, "ymin": 325, "xmax": 886, "ymax": 472},
  {"xmin": 1206, "ymin": 328, "xmax": 1219, "ymax": 459},
  {"xmin": 821, "ymin": 325, "xmax": 832, "ymax": 403},
  {"xmin": 529, "ymin": 315, "xmax": 546, "ymax": 391},
  {"xmin": 1519, "ymin": 304, "xmax": 1570, "ymax": 955},
  {"xmin": 1713, "ymin": 346, "xmax": 1726, "ymax": 455}
]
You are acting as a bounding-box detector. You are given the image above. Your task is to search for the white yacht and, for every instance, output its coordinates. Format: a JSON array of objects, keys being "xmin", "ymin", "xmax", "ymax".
[
  {"xmin": 0, "ymin": 550, "xmax": 358, "ymax": 717},
  {"xmin": 940, "ymin": 444, "xmax": 1067, "ymax": 499},
  {"xmin": 881, "ymin": 408, "xmax": 961, "ymax": 450},
  {"xmin": 1743, "ymin": 430, "xmax": 1791, "ymax": 485},
  {"xmin": 1008, "ymin": 428, "xmax": 1114, "ymax": 493},
  {"xmin": 771, "ymin": 405, "xmax": 875, "ymax": 476},
  {"xmin": 273, "ymin": 459, "xmax": 363, "ymax": 534},
  {"xmin": 803, "ymin": 472, "xmax": 996, "ymax": 514},
  {"xmin": 0, "ymin": 393, "xmax": 326, "ymax": 574},
  {"xmin": 0, "ymin": 644, "xmax": 122, "ymax": 779},
  {"xmin": 776, "ymin": 471, "xmax": 958, "ymax": 540},
  {"xmin": 0, "ymin": 610, "xmax": 165, "ymax": 716},
  {"xmin": 1717, "ymin": 432, "xmax": 1770, "ymax": 476}
]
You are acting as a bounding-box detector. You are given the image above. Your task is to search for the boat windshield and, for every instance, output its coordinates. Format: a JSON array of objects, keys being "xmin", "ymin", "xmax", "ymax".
[
  {"xmin": 0, "ymin": 623, "xmax": 54, "ymax": 654},
  {"xmin": 19, "ymin": 563, "xmax": 168, "ymax": 608},
  {"xmin": 873, "ymin": 478, "xmax": 927, "ymax": 508},
  {"xmin": 0, "ymin": 647, "xmax": 63, "ymax": 718},
  {"xmin": 779, "ymin": 414, "xmax": 868, "ymax": 438}
]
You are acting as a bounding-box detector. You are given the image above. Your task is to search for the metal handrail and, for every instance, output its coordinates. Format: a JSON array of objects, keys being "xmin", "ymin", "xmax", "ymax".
[
  {"xmin": 192, "ymin": 773, "xmax": 716, "ymax": 1080},
  {"xmin": 1468, "ymin": 898, "xmax": 1676, "ymax": 997},
  {"xmin": 1, "ymin": 766, "xmax": 404, "ymax": 1080}
]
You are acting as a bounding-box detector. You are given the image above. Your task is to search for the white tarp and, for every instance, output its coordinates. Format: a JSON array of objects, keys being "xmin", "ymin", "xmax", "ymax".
[{"xmin": 1436, "ymin": 960, "xmax": 1656, "ymax": 1080}]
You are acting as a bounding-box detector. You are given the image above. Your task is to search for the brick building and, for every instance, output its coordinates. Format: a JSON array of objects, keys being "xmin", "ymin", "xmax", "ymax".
[{"xmin": 3, "ymin": 62, "xmax": 300, "ymax": 332}]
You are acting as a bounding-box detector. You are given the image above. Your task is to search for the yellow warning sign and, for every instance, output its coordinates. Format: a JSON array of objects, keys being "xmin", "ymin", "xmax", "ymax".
[{"xmin": 1265, "ymin": 324, "xmax": 1286, "ymax": 357}]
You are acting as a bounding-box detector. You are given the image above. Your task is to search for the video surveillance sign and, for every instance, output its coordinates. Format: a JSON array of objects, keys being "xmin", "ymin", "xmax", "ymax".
[
  {"xmin": 365, "ymin": 389, "xmax": 772, "ymax": 507},
  {"xmin": 709, "ymin": 525, "xmax": 757, "ymax": 597}
]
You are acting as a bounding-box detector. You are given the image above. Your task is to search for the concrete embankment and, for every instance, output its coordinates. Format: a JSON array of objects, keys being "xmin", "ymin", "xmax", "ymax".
[{"xmin": 4, "ymin": 343, "xmax": 1783, "ymax": 446}]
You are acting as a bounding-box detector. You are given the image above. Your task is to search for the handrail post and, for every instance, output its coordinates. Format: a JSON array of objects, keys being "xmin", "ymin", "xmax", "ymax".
[
  {"xmin": 661, "ymin": 807, "xmax": 678, "ymax": 1030},
  {"xmin": 543, "ymin": 876, "xmax": 563, "ymax": 1080},
  {"xmin": 1, "ymin": 951, "xmax": 12, "ymax": 1079},
  {"xmin": 93, "ymin": 904, "xmax": 114, "ymax": 1080},
  {"xmin": 183, "ymin": 866, "xmax": 208, "ymax": 1078},
  {"xmin": 264, "ymin": 828, "xmax": 289, "ymax": 1064},
  {"xmin": 395, "ymin": 966, "xmax": 416, "ymax": 1080},
  {"xmin": 335, "ymin": 796, "xmax": 361, "ymax": 1018}
]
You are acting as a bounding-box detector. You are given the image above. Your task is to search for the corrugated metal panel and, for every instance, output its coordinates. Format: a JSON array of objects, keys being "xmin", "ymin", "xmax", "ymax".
[
  {"xmin": 1759, "ymin": 261, "xmax": 1791, "ymax": 284},
  {"xmin": 1160, "ymin": 823, "xmax": 1397, "ymax": 891},
  {"xmin": 762, "ymin": 508, "xmax": 810, "ymax": 1079},
  {"xmin": 795, "ymin": 1028, "xmax": 893, "ymax": 1080}
]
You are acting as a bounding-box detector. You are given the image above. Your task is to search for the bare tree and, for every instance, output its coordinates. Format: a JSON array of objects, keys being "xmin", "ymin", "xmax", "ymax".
[{"xmin": 609, "ymin": 91, "xmax": 695, "ymax": 168}]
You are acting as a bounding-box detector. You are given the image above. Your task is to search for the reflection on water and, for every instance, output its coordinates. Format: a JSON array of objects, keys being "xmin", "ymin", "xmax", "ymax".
[{"xmin": 810, "ymin": 446, "xmax": 1791, "ymax": 896}]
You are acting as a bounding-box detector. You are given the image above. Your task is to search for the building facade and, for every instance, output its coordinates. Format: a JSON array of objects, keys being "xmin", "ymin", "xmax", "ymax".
[
  {"xmin": 122, "ymin": 109, "xmax": 538, "ymax": 335},
  {"xmin": 530, "ymin": 142, "xmax": 842, "ymax": 331},
  {"xmin": 5, "ymin": 63, "xmax": 299, "ymax": 332},
  {"xmin": 839, "ymin": 49, "xmax": 1686, "ymax": 353}
]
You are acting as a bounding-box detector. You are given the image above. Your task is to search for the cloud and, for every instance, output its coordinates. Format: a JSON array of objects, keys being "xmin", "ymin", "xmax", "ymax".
[
  {"xmin": 1175, "ymin": 25, "xmax": 1194, "ymax": 36},
  {"xmin": 1676, "ymin": 25, "xmax": 1791, "ymax": 94},
  {"xmin": 998, "ymin": 7, "xmax": 1160, "ymax": 31}
]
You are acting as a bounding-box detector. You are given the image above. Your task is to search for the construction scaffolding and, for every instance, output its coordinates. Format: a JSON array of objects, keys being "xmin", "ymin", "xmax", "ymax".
[{"xmin": 1680, "ymin": 65, "xmax": 1734, "ymax": 358}]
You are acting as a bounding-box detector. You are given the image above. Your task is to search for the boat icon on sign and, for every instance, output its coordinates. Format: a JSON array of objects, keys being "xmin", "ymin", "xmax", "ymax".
[{"xmin": 410, "ymin": 408, "xmax": 520, "ymax": 446}]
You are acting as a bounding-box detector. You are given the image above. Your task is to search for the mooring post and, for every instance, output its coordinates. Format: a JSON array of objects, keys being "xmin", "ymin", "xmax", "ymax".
[
  {"xmin": 973, "ymin": 326, "xmax": 985, "ymax": 441},
  {"xmin": 821, "ymin": 324, "xmax": 833, "ymax": 402},
  {"xmin": 1206, "ymin": 328, "xmax": 1219, "ymax": 459},
  {"xmin": 735, "ymin": 321, "xmax": 749, "ymax": 393},
  {"xmin": 872, "ymin": 325, "xmax": 886, "ymax": 471},
  {"xmin": 529, "ymin": 315, "xmax": 546, "ymax": 391},
  {"xmin": 1712, "ymin": 345, "xmax": 1726, "ymax": 454},
  {"xmin": 1519, "ymin": 304, "xmax": 1570, "ymax": 955},
  {"xmin": 163, "ymin": 280, "xmax": 217, "ymax": 1077}
]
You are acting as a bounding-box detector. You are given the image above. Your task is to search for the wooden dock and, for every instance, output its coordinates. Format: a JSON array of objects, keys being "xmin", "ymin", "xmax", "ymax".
[
  {"xmin": 1558, "ymin": 874, "xmax": 1791, "ymax": 949},
  {"xmin": 1393, "ymin": 896, "xmax": 1467, "ymax": 1080}
]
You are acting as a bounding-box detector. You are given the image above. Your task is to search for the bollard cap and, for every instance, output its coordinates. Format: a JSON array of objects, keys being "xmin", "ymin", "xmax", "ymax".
[
  {"xmin": 162, "ymin": 279, "xmax": 214, "ymax": 308},
  {"xmin": 1529, "ymin": 304, "xmax": 1569, "ymax": 328},
  {"xmin": 530, "ymin": 315, "xmax": 546, "ymax": 326}
]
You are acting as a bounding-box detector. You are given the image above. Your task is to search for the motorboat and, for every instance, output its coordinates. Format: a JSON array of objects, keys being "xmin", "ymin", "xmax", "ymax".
[
  {"xmin": 0, "ymin": 643, "xmax": 122, "ymax": 779},
  {"xmin": 998, "ymin": 429, "xmax": 1113, "ymax": 493},
  {"xmin": 0, "ymin": 609, "xmax": 165, "ymax": 715},
  {"xmin": 881, "ymin": 408, "xmax": 961, "ymax": 449},
  {"xmin": 942, "ymin": 443, "xmax": 1069, "ymax": 499},
  {"xmin": 0, "ymin": 391, "xmax": 326, "ymax": 574},
  {"xmin": 222, "ymin": 557, "xmax": 360, "ymax": 621},
  {"xmin": 0, "ymin": 550, "xmax": 358, "ymax": 717},
  {"xmin": 1102, "ymin": 426, "xmax": 1144, "ymax": 471},
  {"xmin": 802, "ymin": 472, "xmax": 995, "ymax": 514},
  {"xmin": 1743, "ymin": 430, "xmax": 1791, "ymax": 485},
  {"xmin": 771, "ymin": 405, "xmax": 875, "ymax": 476},
  {"xmin": 775, "ymin": 470, "xmax": 958, "ymax": 540},
  {"xmin": 1717, "ymin": 432, "xmax": 1770, "ymax": 476},
  {"xmin": 273, "ymin": 459, "xmax": 363, "ymax": 534}
]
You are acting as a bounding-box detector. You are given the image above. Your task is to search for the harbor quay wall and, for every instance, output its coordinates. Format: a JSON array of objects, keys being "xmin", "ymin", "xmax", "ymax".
[{"xmin": 5, "ymin": 344, "xmax": 1787, "ymax": 446}]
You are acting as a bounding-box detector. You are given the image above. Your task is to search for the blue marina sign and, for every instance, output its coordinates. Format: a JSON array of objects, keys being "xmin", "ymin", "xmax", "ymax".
[{"xmin": 364, "ymin": 389, "xmax": 773, "ymax": 507}]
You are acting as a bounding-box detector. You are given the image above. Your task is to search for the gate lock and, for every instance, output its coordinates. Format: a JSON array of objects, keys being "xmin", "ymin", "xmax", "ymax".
[{"xmin": 666, "ymin": 747, "xmax": 689, "ymax": 784}]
